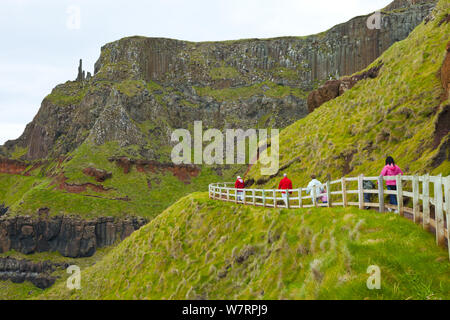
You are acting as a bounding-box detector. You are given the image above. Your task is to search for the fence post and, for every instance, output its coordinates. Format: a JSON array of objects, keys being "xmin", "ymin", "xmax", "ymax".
[
  {"xmin": 298, "ymin": 188, "xmax": 303, "ymax": 208},
  {"xmin": 444, "ymin": 176, "xmax": 450, "ymax": 260},
  {"xmin": 435, "ymin": 174, "xmax": 445, "ymax": 246},
  {"xmin": 262, "ymin": 190, "xmax": 266, "ymax": 207},
  {"xmin": 358, "ymin": 174, "xmax": 364, "ymax": 210},
  {"xmin": 412, "ymin": 175, "xmax": 420, "ymax": 224},
  {"xmin": 341, "ymin": 178, "xmax": 347, "ymax": 207},
  {"xmin": 312, "ymin": 186, "xmax": 317, "ymax": 207},
  {"xmin": 286, "ymin": 190, "xmax": 290, "ymax": 209},
  {"xmin": 423, "ymin": 174, "xmax": 430, "ymax": 231},
  {"xmin": 396, "ymin": 175, "xmax": 404, "ymax": 216},
  {"xmin": 273, "ymin": 190, "xmax": 277, "ymax": 208},
  {"xmin": 252, "ymin": 189, "xmax": 256, "ymax": 205},
  {"xmin": 243, "ymin": 189, "xmax": 247, "ymax": 205},
  {"xmin": 378, "ymin": 176, "xmax": 385, "ymax": 213},
  {"xmin": 326, "ymin": 180, "xmax": 332, "ymax": 207}
]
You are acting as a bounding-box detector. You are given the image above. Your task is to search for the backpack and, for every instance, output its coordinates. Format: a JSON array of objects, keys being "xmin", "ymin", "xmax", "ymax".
[{"xmin": 363, "ymin": 180, "xmax": 375, "ymax": 190}]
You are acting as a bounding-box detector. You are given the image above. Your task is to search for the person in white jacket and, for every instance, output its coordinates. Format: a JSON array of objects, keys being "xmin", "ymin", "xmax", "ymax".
[{"xmin": 306, "ymin": 175, "xmax": 325, "ymax": 203}]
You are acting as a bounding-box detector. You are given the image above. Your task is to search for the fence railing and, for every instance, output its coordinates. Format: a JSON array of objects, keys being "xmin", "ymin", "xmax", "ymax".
[{"xmin": 209, "ymin": 174, "xmax": 449, "ymax": 259}]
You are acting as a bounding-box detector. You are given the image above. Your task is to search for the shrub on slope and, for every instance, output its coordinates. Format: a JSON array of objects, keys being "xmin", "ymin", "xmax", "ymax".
[{"xmin": 40, "ymin": 193, "xmax": 449, "ymax": 300}]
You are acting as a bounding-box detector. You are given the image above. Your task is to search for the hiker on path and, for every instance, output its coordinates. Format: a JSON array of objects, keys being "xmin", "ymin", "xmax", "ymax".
[
  {"xmin": 380, "ymin": 156, "xmax": 403, "ymax": 212},
  {"xmin": 235, "ymin": 176, "xmax": 245, "ymax": 202},
  {"xmin": 278, "ymin": 173, "xmax": 293, "ymax": 207},
  {"xmin": 306, "ymin": 175, "xmax": 327, "ymax": 203}
]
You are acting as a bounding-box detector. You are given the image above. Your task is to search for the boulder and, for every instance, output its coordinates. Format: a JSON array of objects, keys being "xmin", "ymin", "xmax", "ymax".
[{"xmin": 82, "ymin": 167, "xmax": 112, "ymax": 182}]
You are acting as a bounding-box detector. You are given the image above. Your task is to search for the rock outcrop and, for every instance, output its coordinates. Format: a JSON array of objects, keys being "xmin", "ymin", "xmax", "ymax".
[
  {"xmin": 0, "ymin": 0, "xmax": 436, "ymax": 161},
  {"xmin": 0, "ymin": 257, "xmax": 66, "ymax": 289},
  {"xmin": 0, "ymin": 204, "xmax": 8, "ymax": 217},
  {"xmin": 82, "ymin": 167, "xmax": 112, "ymax": 182},
  {"xmin": 0, "ymin": 216, "xmax": 147, "ymax": 258},
  {"xmin": 307, "ymin": 63, "xmax": 383, "ymax": 112}
]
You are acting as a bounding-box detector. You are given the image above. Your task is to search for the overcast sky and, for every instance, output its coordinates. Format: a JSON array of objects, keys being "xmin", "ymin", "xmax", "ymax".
[{"xmin": 0, "ymin": 0, "xmax": 391, "ymax": 145}]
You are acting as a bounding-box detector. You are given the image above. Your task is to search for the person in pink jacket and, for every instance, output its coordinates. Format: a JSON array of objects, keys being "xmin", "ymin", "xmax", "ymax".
[{"xmin": 380, "ymin": 156, "xmax": 403, "ymax": 210}]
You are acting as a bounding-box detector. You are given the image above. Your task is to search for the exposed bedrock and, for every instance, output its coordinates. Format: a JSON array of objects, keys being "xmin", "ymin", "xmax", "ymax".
[
  {"xmin": 307, "ymin": 63, "xmax": 383, "ymax": 112},
  {"xmin": 0, "ymin": 0, "xmax": 436, "ymax": 161},
  {"xmin": 0, "ymin": 216, "xmax": 148, "ymax": 258},
  {"xmin": 0, "ymin": 257, "xmax": 67, "ymax": 289}
]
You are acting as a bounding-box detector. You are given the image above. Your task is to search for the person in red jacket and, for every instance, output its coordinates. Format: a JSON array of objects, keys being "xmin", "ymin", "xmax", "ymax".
[
  {"xmin": 278, "ymin": 173, "xmax": 293, "ymax": 207},
  {"xmin": 235, "ymin": 176, "xmax": 245, "ymax": 202}
]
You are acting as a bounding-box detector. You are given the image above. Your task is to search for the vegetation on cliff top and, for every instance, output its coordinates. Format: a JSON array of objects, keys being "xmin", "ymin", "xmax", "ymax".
[
  {"xmin": 39, "ymin": 193, "xmax": 450, "ymax": 300},
  {"xmin": 0, "ymin": 141, "xmax": 243, "ymax": 219},
  {"xmin": 247, "ymin": 0, "xmax": 450, "ymax": 188}
]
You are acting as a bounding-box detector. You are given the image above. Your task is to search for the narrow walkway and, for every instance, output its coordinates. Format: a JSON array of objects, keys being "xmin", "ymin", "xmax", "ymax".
[{"xmin": 210, "ymin": 174, "xmax": 450, "ymax": 259}]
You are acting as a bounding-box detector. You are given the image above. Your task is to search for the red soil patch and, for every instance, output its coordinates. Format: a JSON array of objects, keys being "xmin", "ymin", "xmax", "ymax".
[
  {"xmin": 441, "ymin": 41, "xmax": 450, "ymax": 101},
  {"xmin": 82, "ymin": 167, "xmax": 112, "ymax": 182},
  {"xmin": 52, "ymin": 174, "xmax": 112, "ymax": 194},
  {"xmin": 0, "ymin": 158, "xmax": 28, "ymax": 175},
  {"xmin": 109, "ymin": 157, "xmax": 200, "ymax": 184},
  {"xmin": 307, "ymin": 63, "xmax": 383, "ymax": 113}
]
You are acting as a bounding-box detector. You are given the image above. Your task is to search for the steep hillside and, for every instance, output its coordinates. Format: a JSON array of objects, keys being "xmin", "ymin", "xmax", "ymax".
[
  {"xmin": 247, "ymin": 0, "xmax": 450, "ymax": 188},
  {"xmin": 1, "ymin": 0, "xmax": 435, "ymax": 161},
  {"xmin": 40, "ymin": 192, "xmax": 450, "ymax": 300},
  {"xmin": 0, "ymin": 0, "xmax": 436, "ymax": 221}
]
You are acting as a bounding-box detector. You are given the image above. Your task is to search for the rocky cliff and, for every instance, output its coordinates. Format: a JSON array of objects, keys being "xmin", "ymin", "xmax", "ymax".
[
  {"xmin": 1, "ymin": 0, "xmax": 436, "ymax": 161},
  {"xmin": 0, "ymin": 257, "xmax": 66, "ymax": 289},
  {"xmin": 0, "ymin": 215, "xmax": 147, "ymax": 258}
]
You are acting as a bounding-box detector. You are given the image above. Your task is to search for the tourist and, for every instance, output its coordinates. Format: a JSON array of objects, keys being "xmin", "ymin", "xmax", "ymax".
[
  {"xmin": 235, "ymin": 176, "xmax": 245, "ymax": 202},
  {"xmin": 278, "ymin": 173, "xmax": 293, "ymax": 207},
  {"xmin": 306, "ymin": 175, "xmax": 326, "ymax": 203},
  {"xmin": 380, "ymin": 156, "xmax": 403, "ymax": 212}
]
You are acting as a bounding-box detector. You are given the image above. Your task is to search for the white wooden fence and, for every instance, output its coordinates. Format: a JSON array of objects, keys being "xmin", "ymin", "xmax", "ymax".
[{"xmin": 209, "ymin": 174, "xmax": 450, "ymax": 259}]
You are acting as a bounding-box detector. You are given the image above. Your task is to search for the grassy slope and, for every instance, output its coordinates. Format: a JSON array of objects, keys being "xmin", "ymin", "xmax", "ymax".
[
  {"xmin": 0, "ymin": 141, "xmax": 243, "ymax": 219},
  {"xmin": 248, "ymin": 0, "xmax": 450, "ymax": 188},
  {"xmin": 40, "ymin": 193, "xmax": 449, "ymax": 300}
]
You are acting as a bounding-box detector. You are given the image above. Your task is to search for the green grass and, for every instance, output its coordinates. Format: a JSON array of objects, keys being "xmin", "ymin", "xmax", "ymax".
[
  {"xmin": 194, "ymin": 81, "xmax": 307, "ymax": 102},
  {"xmin": 247, "ymin": 0, "xmax": 450, "ymax": 188},
  {"xmin": 115, "ymin": 79, "xmax": 146, "ymax": 97},
  {"xmin": 39, "ymin": 192, "xmax": 450, "ymax": 300},
  {"xmin": 209, "ymin": 66, "xmax": 240, "ymax": 80},
  {"xmin": 45, "ymin": 81, "xmax": 89, "ymax": 107},
  {"xmin": 0, "ymin": 173, "xmax": 42, "ymax": 207},
  {"xmin": 2, "ymin": 141, "xmax": 244, "ymax": 219}
]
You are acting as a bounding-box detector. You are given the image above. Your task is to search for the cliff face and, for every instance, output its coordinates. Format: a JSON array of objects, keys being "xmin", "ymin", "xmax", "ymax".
[
  {"xmin": 0, "ymin": 257, "xmax": 66, "ymax": 289},
  {"xmin": 1, "ymin": 0, "xmax": 436, "ymax": 161},
  {"xmin": 94, "ymin": 0, "xmax": 435, "ymax": 86},
  {"xmin": 0, "ymin": 215, "xmax": 147, "ymax": 258}
]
